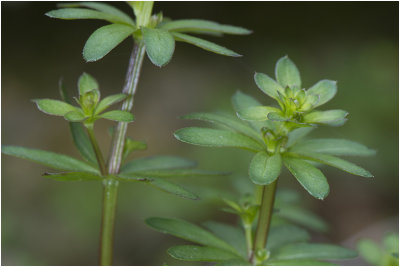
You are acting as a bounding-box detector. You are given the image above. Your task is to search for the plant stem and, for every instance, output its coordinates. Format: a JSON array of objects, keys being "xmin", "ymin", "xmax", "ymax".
[
  {"xmin": 87, "ymin": 127, "xmax": 107, "ymax": 176},
  {"xmin": 244, "ymin": 223, "xmax": 253, "ymax": 260},
  {"xmin": 251, "ymin": 180, "xmax": 278, "ymax": 264}
]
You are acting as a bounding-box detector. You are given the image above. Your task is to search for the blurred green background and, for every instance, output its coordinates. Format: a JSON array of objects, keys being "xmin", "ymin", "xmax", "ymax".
[{"xmin": 2, "ymin": 2, "xmax": 398, "ymax": 265}]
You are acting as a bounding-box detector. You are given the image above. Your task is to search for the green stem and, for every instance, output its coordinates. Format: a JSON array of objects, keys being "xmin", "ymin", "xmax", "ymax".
[
  {"xmin": 251, "ymin": 180, "xmax": 278, "ymax": 265},
  {"xmin": 87, "ymin": 126, "xmax": 107, "ymax": 176},
  {"xmin": 244, "ymin": 223, "xmax": 253, "ymax": 260}
]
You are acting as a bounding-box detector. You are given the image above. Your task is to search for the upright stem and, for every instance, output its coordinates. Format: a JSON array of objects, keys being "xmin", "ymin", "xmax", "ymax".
[{"xmin": 87, "ymin": 127, "xmax": 107, "ymax": 176}]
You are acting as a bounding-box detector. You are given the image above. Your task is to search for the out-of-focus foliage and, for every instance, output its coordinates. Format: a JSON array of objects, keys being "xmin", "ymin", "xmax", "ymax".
[{"xmin": 357, "ymin": 233, "xmax": 399, "ymax": 266}]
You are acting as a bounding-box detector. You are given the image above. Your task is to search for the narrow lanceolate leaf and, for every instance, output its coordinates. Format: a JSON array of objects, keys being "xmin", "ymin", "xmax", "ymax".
[
  {"xmin": 357, "ymin": 239, "xmax": 383, "ymax": 265},
  {"xmin": 122, "ymin": 169, "xmax": 226, "ymax": 178},
  {"xmin": 272, "ymin": 243, "xmax": 357, "ymax": 260},
  {"xmin": 181, "ymin": 112, "xmax": 260, "ymax": 141},
  {"xmin": 254, "ymin": 72, "xmax": 285, "ymax": 99},
  {"xmin": 172, "ymin": 32, "xmax": 241, "ymax": 57},
  {"xmin": 2, "ymin": 146, "xmax": 98, "ymax": 173},
  {"xmin": 46, "ymin": 8, "xmax": 132, "ymax": 25},
  {"xmin": 277, "ymin": 206, "xmax": 329, "ymax": 232},
  {"xmin": 237, "ymin": 106, "xmax": 281, "ymax": 122},
  {"xmin": 161, "ymin": 19, "xmax": 251, "ymax": 35},
  {"xmin": 43, "ymin": 171, "xmax": 103, "ymax": 181},
  {"xmin": 303, "ymin": 109, "xmax": 348, "ymax": 125},
  {"xmin": 168, "ymin": 245, "xmax": 240, "ymax": 262},
  {"xmin": 267, "ymin": 224, "xmax": 310, "ymax": 251},
  {"xmin": 265, "ymin": 259, "xmax": 334, "ymax": 266},
  {"xmin": 78, "ymin": 72, "xmax": 99, "ymax": 95},
  {"xmin": 145, "ymin": 217, "xmax": 238, "ymax": 254},
  {"xmin": 275, "ymin": 56, "xmax": 301, "ymax": 88},
  {"xmin": 289, "ymin": 138, "xmax": 375, "ymax": 157},
  {"xmin": 289, "ymin": 152, "xmax": 373, "ymax": 177},
  {"xmin": 174, "ymin": 127, "xmax": 264, "ymax": 152},
  {"xmin": 83, "ymin": 24, "xmax": 135, "ymax": 62},
  {"xmin": 142, "ymin": 27, "xmax": 175, "ymax": 67},
  {"xmin": 64, "ymin": 110, "xmax": 86, "ymax": 122},
  {"xmin": 283, "ymin": 157, "xmax": 329, "ymax": 200},
  {"xmin": 120, "ymin": 156, "xmax": 196, "ymax": 173},
  {"xmin": 95, "ymin": 93, "xmax": 127, "ymax": 114},
  {"xmin": 307, "ymin": 80, "xmax": 337, "ymax": 108},
  {"xmin": 249, "ymin": 152, "xmax": 281, "ymax": 185},
  {"xmin": 286, "ymin": 127, "xmax": 314, "ymax": 147},
  {"xmin": 34, "ymin": 99, "xmax": 78, "ymax": 116},
  {"xmin": 99, "ymin": 110, "xmax": 134, "ymax": 122}
]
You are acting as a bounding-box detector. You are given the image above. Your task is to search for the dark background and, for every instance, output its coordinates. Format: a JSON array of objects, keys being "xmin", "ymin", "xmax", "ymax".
[{"xmin": 2, "ymin": 2, "xmax": 398, "ymax": 265}]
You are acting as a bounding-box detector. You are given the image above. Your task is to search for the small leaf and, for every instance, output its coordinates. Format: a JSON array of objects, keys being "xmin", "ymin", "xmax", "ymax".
[
  {"xmin": 43, "ymin": 171, "xmax": 103, "ymax": 181},
  {"xmin": 254, "ymin": 72, "xmax": 285, "ymax": 99},
  {"xmin": 172, "ymin": 32, "xmax": 241, "ymax": 57},
  {"xmin": 265, "ymin": 259, "xmax": 334, "ymax": 266},
  {"xmin": 46, "ymin": 8, "xmax": 132, "ymax": 25},
  {"xmin": 357, "ymin": 239, "xmax": 383, "ymax": 265},
  {"xmin": 237, "ymin": 106, "xmax": 281, "ymax": 122},
  {"xmin": 168, "ymin": 245, "xmax": 240, "ymax": 262},
  {"xmin": 2, "ymin": 145, "xmax": 98, "ymax": 173},
  {"xmin": 34, "ymin": 99, "xmax": 78, "ymax": 116},
  {"xmin": 267, "ymin": 224, "xmax": 310, "ymax": 251},
  {"xmin": 95, "ymin": 93, "xmax": 127, "ymax": 114},
  {"xmin": 267, "ymin": 112, "xmax": 287, "ymax": 122},
  {"xmin": 78, "ymin": 72, "xmax": 99, "ymax": 95},
  {"xmin": 276, "ymin": 206, "xmax": 329, "ymax": 232},
  {"xmin": 145, "ymin": 217, "xmax": 238, "ymax": 254},
  {"xmin": 161, "ymin": 19, "xmax": 251, "ymax": 35},
  {"xmin": 249, "ymin": 152, "xmax": 281, "ymax": 185},
  {"xmin": 275, "ymin": 56, "xmax": 301, "ymax": 88},
  {"xmin": 289, "ymin": 138, "xmax": 375, "ymax": 156},
  {"xmin": 64, "ymin": 110, "xmax": 86, "ymax": 122},
  {"xmin": 83, "ymin": 24, "xmax": 135, "ymax": 62},
  {"xmin": 174, "ymin": 127, "xmax": 264, "ymax": 152},
  {"xmin": 271, "ymin": 243, "xmax": 357, "ymax": 260},
  {"xmin": 283, "ymin": 157, "xmax": 329, "ymax": 200},
  {"xmin": 121, "ymin": 156, "xmax": 196, "ymax": 173},
  {"xmin": 303, "ymin": 109, "xmax": 348, "ymax": 125},
  {"xmin": 142, "ymin": 27, "xmax": 175, "ymax": 67},
  {"xmin": 307, "ymin": 80, "xmax": 337, "ymax": 108},
  {"xmin": 99, "ymin": 110, "xmax": 134, "ymax": 122},
  {"xmin": 286, "ymin": 127, "xmax": 314, "ymax": 147}
]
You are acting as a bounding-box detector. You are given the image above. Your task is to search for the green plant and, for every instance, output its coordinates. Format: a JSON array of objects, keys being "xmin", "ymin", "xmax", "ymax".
[
  {"xmin": 2, "ymin": 1, "xmax": 251, "ymax": 265},
  {"xmin": 150, "ymin": 56, "xmax": 376, "ymax": 265},
  {"xmin": 358, "ymin": 232, "xmax": 399, "ymax": 266}
]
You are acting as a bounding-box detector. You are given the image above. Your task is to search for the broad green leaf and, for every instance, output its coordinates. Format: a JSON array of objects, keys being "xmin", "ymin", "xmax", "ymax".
[
  {"xmin": 181, "ymin": 112, "xmax": 260, "ymax": 141},
  {"xmin": 78, "ymin": 72, "xmax": 99, "ymax": 95},
  {"xmin": 168, "ymin": 245, "xmax": 241, "ymax": 262},
  {"xmin": 303, "ymin": 109, "xmax": 348, "ymax": 125},
  {"xmin": 34, "ymin": 99, "xmax": 78, "ymax": 116},
  {"xmin": 121, "ymin": 156, "xmax": 196, "ymax": 173},
  {"xmin": 99, "ymin": 110, "xmax": 134, "ymax": 122},
  {"xmin": 267, "ymin": 112, "xmax": 287, "ymax": 122},
  {"xmin": 64, "ymin": 110, "xmax": 86, "ymax": 122},
  {"xmin": 307, "ymin": 80, "xmax": 337, "ymax": 108},
  {"xmin": 122, "ymin": 169, "xmax": 226, "ymax": 178},
  {"xmin": 46, "ymin": 8, "xmax": 132, "ymax": 25},
  {"xmin": 254, "ymin": 72, "xmax": 285, "ymax": 99},
  {"xmin": 172, "ymin": 32, "xmax": 241, "ymax": 57},
  {"xmin": 43, "ymin": 171, "xmax": 103, "ymax": 181},
  {"xmin": 174, "ymin": 127, "xmax": 264, "ymax": 152},
  {"xmin": 290, "ymin": 152, "xmax": 373, "ymax": 177},
  {"xmin": 2, "ymin": 146, "xmax": 98, "ymax": 173},
  {"xmin": 142, "ymin": 27, "xmax": 175, "ymax": 67},
  {"xmin": 267, "ymin": 224, "xmax": 310, "ymax": 251},
  {"xmin": 289, "ymin": 138, "xmax": 375, "ymax": 156},
  {"xmin": 237, "ymin": 106, "xmax": 281, "ymax": 122},
  {"xmin": 276, "ymin": 206, "xmax": 329, "ymax": 232},
  {"xmin": 95, "ymin": 93, "xmax": 127, "ymax": 114},
  {"xmin": 286, "ymin": 127, "xmax": 314, "ymax": 147},
  {"xmin": 145, "ymin": 217, "xmax": 238, "ymax": 254},
  {"xmin": 265, "ymin": 259, "xmax": 334, "ymax": 266},
  {"xmin": 58, "ymin": 2, "xmax": 135, "ymax": 26},
  {"xmin": 283, "ymin": 157, "xmax": 329, "ymax": 200},
  {"xmin": 357, "ymin": 239, "xmax": 383, "ymax": 265},
  {"xmin": 83, "ymin": 24, "xmax": 135, "ymax": 62},
  {"xmin": 272, "ymin": 243, "xmax": 357, "ymax": 260},
  {"xmin": 249, "ymin": 152, "xmax": 281, "ymax": 185},
  {"xmin": 275, "ymin": 56, "xmax": 301, "ymax": 88},
  {"xmin": 161, "ymin": 19, "xmax": 251, "ymax": 35}
]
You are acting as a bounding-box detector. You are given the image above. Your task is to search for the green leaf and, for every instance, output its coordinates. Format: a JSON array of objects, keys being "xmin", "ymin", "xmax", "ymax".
[
  {"xmin": 275, "ymin": 56, "xmax": 301, "ymax": 88},
  {"xmin": 145, "ymin": 217, "xmax": 238, "ymax": 254},
  {"xmin": 303, "ymin": 109, "xmax": 348, "ymax": 125},
  {"xmin": 83, "ymin": 24, "xmax": 135, "ymax": 62},
  {"xmin": 265, "ymin": 259, "xmax": 334, "ymax": 266},
  {"xmin": 64, "ymin": 110, "xmax": 86, "ymax": 122},
  {"xmin": 2, "ymin": 146, "xmax": 98, "ymax": 173},
  {"xmin": 286, "ymin": 127, "xmax": 314, "ymax": 147},
  {"xmin": 34, "ymin": 99, "xmax": 78, "ymax": 116},
  {"xmin": 161, "ymin": 19, "xmax": 251, "ymax": 35},
  {"xmin": 168, "ymin": 245, "xmax": 240, "ymax": 262},
  {"xmin": 172, "ymin": 32, "xmax": 241, "ymax": 57},
  {"xmin": 357, "ymin": 239, "xmax": 383, "ymax": 265},
  {"xmin": 99, "ymin": 110, "xmax": 134, "ymax": 122},
  {"xmin": 384, "ymin": 233, "xmax": 399, "ymax": 252},
  {"xmin": 276, "ymin": 206, "xmax": 329, "ymax": 232},
  {"xmin": 254, "ymin": 72, "xmax": 285, "ymax": 99},
  {"xmin": 267, "ymin": 112, "xmax": 287, "ymax": 122},
  {"xmin": 290, "ymin": 138, "xmax": 375, "ymax": 157},
  {"xmin": 174, "ymin": 127, "xmax": 264, "ymax": 152},
  {"xmin": 121, "ymin": 156, "xmax": 196, "ymax": 173},
  {"xmin": 78, "ymin": 72, "xmax": 99, "ymax": 95},
  {"xmin": 267, "ymin": 224, "xmax": 310, "ymax": 251},
  {"xmin": 249, "ymin": 152, "xmax": 281, "ymax": 185},
  {"xmin": 57, "ymin": 2, "xmax": 135, "ymax": 26},
  {"xmin": 237, "ymin": 106, "xmax": 281, "ymax": 122},
  {"xmin": 289, "ymin": 152, "xmax": 373, "ymax": 177},
  {"xmin": 95, "ymin": 93, "xmax": 127, "ymax": 114},
  {"xmin": 181, "ymin": 112, "xmax": 260, "ymax": 141},
  {"xmin": 283, "ymin": 157, "xmax": 329, "ymax": 200},
  {"xmin": 272, "ymin": 243, "xmax": 357, "ymax": 260},
  {"xmin": 142, "ymin": 27, "xmax": 175, "ymax": 67},
  {"xmin": 307, "ymin": 80, "xmax": 337, "ymax": 108},
  {"xmin": 122, "ymin": 169, "xmax": 225, "ymax": 178},
  {"xmin": 43, "ymin": 171, "xmax": 103, "ymax": 181}
]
